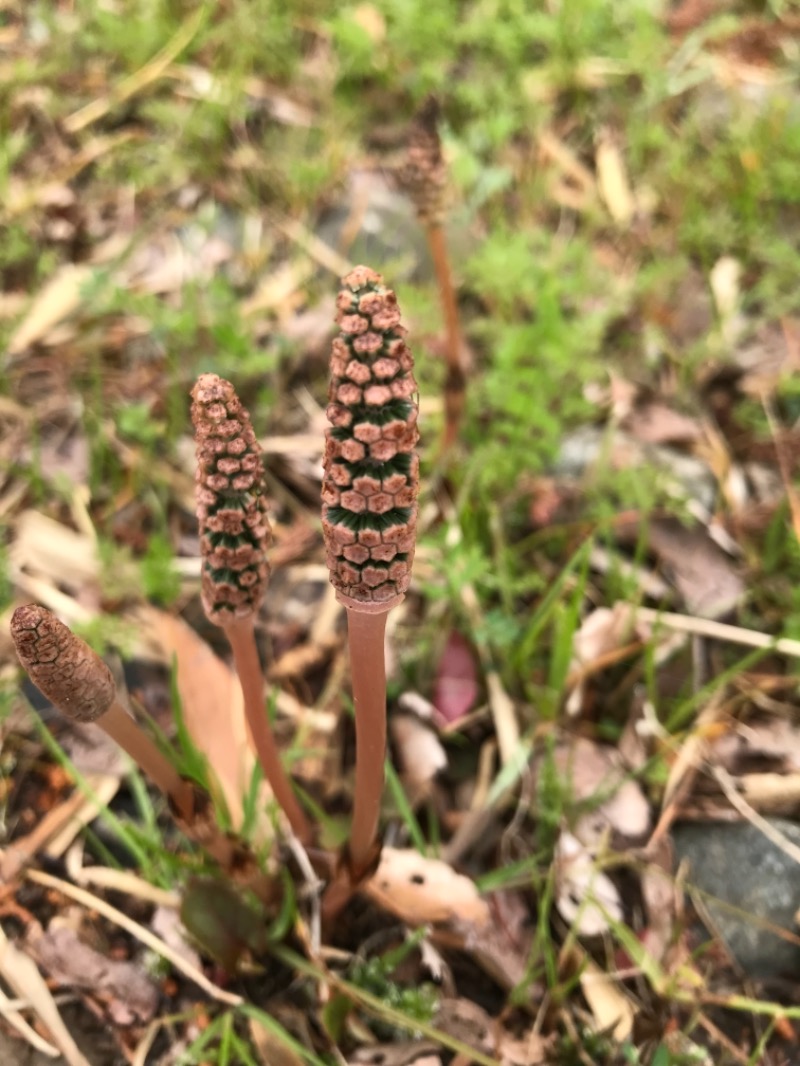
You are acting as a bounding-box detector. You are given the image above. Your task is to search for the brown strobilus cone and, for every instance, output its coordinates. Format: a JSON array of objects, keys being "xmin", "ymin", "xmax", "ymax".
[
  {"xmin": 321, "ymin": 266, "xmax": 419, "ymax": 914},
  {"xmin": 191, "ymin": 374, "xmax": 312, "ymax": 845},
  {"xmin": 9, "ymin": 604, "xmax": 257, "ymax": 878},
  {"xmin": 398, "ymin": 95, "xmax": 465, "ymax": 453}
]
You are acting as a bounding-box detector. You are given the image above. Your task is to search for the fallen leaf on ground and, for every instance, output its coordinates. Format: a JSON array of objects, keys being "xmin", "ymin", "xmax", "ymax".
[
  {"xmin": 623, "ymin": 402, "xmax": 702, "ymax": 445},
  {"xmin": 249, "ymin": 1012, "xmax": 307, "ymax": 1066},
  {"xmin": 595, "ymin": 130, "xmax": 635, "ymax": 225},
  {"xmin": 433, "ymin": 631, "xmax": 479, "ymax": 725},
  {"xmin": 432, "ymin": 998, "xmax": 494, "ymax": 1057},
  {"xmin": 577, "ymin": 953, "xmax": 635, "ymax": 1041},
  {"xmin": 365, "ymin": 848, "xmax": 490, "ymax": 926},
  {"xmin": 554, "ymin": 831, "xmax": 623, "ymax": 937},
  {"xmin": 390, "ymin": 714, "xmax": 448, "ymax": 802},
  {"xmin": 709, "ymin": 717, "xmax": 800, "ymax": 774},
  {"xmin": 448, "ymin": 889, "xmax": 535, "ymax": 993},
  {"xmin": 565, "ymin": 603, "xmax": 640, "ymax": 717},
  {"xmin": 0, "ymin": 924, "xmax": 92, "ymax": 1066},
  {"xmin": 145, "ymin": 607, "xmax": 254, "ymax": 829},
  {"xmin": 349, "ymin": 1045, "xmax": 440, "ymax": 1066},
  {"xmin": 646, "ymin": 518, "xmax": 745, "ymax": 619},
  {"xmin": 546, "ymin": 737, "xmax": 650, "ymax": 843},
  {"xmin": 30, "ymin": 923, "xmax": 159, "ymax": 1026},
  {"xmin": 8, "ymin": 264, "xmax": 94, "ymax": 355}
]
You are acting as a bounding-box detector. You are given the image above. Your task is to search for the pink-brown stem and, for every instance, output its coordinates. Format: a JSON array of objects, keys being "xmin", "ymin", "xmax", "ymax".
[
  {"xmin": 225, "ymin": 619, "xmax": 311, "ymax": 845},
  {"xmin": 98, "ymin": 700, "xmax": 195, "ymax": 822},
  {"xmin": 346, "ymin": 606, "xmax": 389, "ymax": 878}
]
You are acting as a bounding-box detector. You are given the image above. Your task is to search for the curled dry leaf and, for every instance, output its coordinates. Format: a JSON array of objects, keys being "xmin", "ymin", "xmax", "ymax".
[
  {"xmin": 595, "ymin": 130, "xmax": 635, "ymax": 226},
  {"xmin": 433, "ymin": 631, "xmax": 479, "ymax": 725},
  {"xmin": 554, "ymin": 831, "xmax": 623, "ymax": 937},
  {"xmin": 639, "ymin": 837, "xmax": 677, "ymax": 964},
  {"xmin": 646, "ymin": 518, "xmax": 744, "ymax": 619},
  {"xmin": 31, "ymin": 924, "xmax": 159, "ymax": 1027},
  {"xmin": 565, "ymin": 603, "xmax": 639, "ymax": 717},
  {"xmin": 0, "ymin": 925, "xmax": 92, "ymax": 1066},
  {"xmin": 364, "ymin": 847, "xmax": 490, "ymax": 927},
  {"xmin": 709, "ymin": 717, "xmax": 800, "ymax": 774},
  {"xmin": 349, "ymin": 1046, "xmax": 440, "ymax": 1066},
  {"xmin": 449, "ymin": 888, "xmax": 535, "ymax": 993},
  {"xmin": 390, "ymin": 713, "xmax": 447, "ymax": 800},
  {"xmin": 578, "ymin": 954, "xmax": 635, "ymax": 1042},
  {"xmin": 623, "ymin": 402, "xmax": 702, "ymax": 446},
  {"xmin": 8, "ymin": 264, "xmax": 94, "ymax": 356},
  {"xmin": 545, "ymin": 736, "xmax": 650, "ymax": 844},
  {"xmin": 145, "ymin": 607, "xmax": 253, "ymax": 828}
]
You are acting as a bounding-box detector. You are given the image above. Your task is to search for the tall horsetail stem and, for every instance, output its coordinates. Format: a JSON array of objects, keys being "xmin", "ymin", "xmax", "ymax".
[{"xmin": 321, "ymin": 267, "xmax": 419, "ymax": 896}]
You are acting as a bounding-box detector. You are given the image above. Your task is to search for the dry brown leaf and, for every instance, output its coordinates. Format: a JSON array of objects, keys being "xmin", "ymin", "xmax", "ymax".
[
  {"xmin": 565, "ymin": 603, "xmax": 639, "ymax": 717},
  {"xmin": 10, "ymin": 510, "xmax": 100, "ymax": 599},
  {"xmin": 554, "ymin": 831, "xmax": 623, "ymax": 937},
  {"xmin": 365, "ymin": 848, "xmax": 490, "ymax": 927},
  {"xmin": 639, "ymin": 838, "xmax": 677, "ymax": 964},
  {"xmin": 497, "ymin": 1030, "xmax": 549, "ymax": 1066},
  {"xmin": 0, "ymin": 925, "xmax": 92, "ymax": 1066},
  {"xmin": 432, "ymin": 998, "xmax": 494, "ymax": 1057},
  {"xmin": 249, "ymin": 1014, "xmax": 307, "ymax": 1066},
  {"xmin": 623, "ymin": 403, "xmax": 702, "ymax": 446},
  {"xmin": 8, "ymin": 264, "xmax": 94, "ymax": 355},
  {"xmin": 595, "ymin": 131, "xmax": 635, "ymax": 225},
  {"xmin": 547, "ymin": 737, "xmax": 650, "ymax": 843},
  {"xmin": 709, "ymin": 716, "xmax": 800, "ymax": 774},
  {"xmin": 349, "ymin": 1045, "xmax": 441, "ymax": 1066},
  {"xmin": 390, "ymin": 714, "xmax": 447, "ymax": 801},
  {"xmin": 449, "ymin": 889, "xmax": 534, "ymax": 993},
  {"xmin": 578, "ymin": 955, "xmax": 635, "ymax": 1041},
  {"xmin": 144, "ymin": 608, "xmax": 253, "ymax": 828},
  {"xmin": 31, "ymin": 924, "xmax": 159, "ymax": 1026},
  {"xmin": 647, "ymin": 518, "xmax": 744, "ymax": 619}
]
